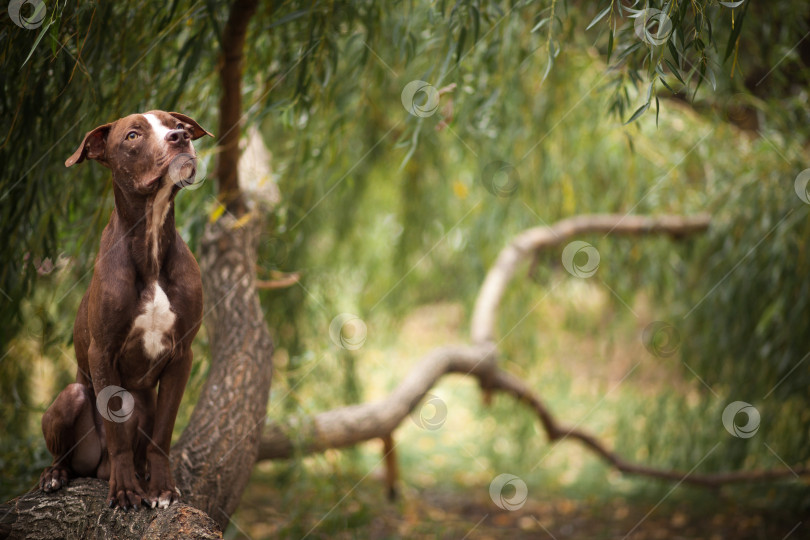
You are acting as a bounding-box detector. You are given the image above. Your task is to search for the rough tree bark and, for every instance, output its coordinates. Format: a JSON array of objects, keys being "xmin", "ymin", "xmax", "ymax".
[
  {"xmin": 215, "ymin": 0, "xmax": 258, "ymax": 216},
  {"xmin": 167, "ymin": 0, "xmax": 272, "ymax": 528},
  {"xmin": 0, "ymin": 480, "xmax": 221, "ymax": 540},
  {"xmin": 171, "ymin": 214, "xmax": 273, "ymax": 527}
]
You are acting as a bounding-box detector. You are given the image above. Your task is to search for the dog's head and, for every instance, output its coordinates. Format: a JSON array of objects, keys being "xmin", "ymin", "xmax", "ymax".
[{"xmin": 66, "ymin": 111, "xmax": 212, "ymax": 194}]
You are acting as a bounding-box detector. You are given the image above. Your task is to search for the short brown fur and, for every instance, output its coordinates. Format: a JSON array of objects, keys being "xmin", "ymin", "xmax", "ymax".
[{"xmin": 40, "ymin": 111, "xmax": 211, "ymax": 510}]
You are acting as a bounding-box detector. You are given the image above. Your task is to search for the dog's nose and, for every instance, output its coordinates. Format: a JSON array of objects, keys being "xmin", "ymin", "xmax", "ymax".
[{"xmin": 165, "ymin": 129, "xmax": 190, "ymax": 146}]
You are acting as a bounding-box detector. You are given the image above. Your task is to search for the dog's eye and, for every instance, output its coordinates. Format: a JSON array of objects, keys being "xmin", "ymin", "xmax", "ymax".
[
  {"xmin": 176, "ymin": 123, "xmax": 184, "ymax": 130},
  {"xmin": 126, "ymin": 131, "xmax": 139, "ymax": 141}
]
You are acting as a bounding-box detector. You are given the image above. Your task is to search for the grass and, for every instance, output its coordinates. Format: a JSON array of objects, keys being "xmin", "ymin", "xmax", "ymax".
[
  {"xmin": 5, "ymin": 41, "xmax": 808, "ymax": 539},
  {"xmin": 228, "ymin": 279, "xmax": 806, "ymax": 539}
]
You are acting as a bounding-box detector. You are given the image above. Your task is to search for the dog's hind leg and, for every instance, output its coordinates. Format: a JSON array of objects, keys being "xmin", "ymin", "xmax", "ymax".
[{"xmin": 39, "ymin": 383, "xmax": 102, "ymax": 492}]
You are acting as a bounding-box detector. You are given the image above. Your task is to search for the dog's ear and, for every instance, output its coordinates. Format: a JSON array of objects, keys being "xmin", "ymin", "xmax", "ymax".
[
  {"xmin": 169, "ymin": 112, "xmax": 213, "ymax": 140},
  {"xmin": 65, "ymin": 123, "xmax": 113, "ymax": 167}
]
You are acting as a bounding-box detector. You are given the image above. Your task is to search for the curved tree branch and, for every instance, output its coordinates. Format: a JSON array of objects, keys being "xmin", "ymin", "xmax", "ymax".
[
  {"xmin": 470, "ymin": 213, "xmax": 711, "ymax": 345},
  {"xmin": 258, "ymin": 344, "xmax": 495, "ymax": 459},
  {"xmin": 258, "ymin": 344, "xmax": 808, "ymax": 485},
  {"xmin": 488, "ymin": 368, "xmax": 808, "ymax": 485},
  {"xmin": 257, "ymin": 213, "xmax": 808, "ymax": 487},
  {"xmin": 7, "ymin": 211, "xmax": 794, "ymax": 539}
]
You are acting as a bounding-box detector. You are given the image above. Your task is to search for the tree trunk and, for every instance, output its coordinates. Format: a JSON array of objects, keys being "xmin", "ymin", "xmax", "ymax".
[
  {"xmin": 171, "ymin": 215, "xmax": 274, "ymax": 529},
  {"xmin": 216, "ymin": 0, "xmax": 258, "ymax": 215}
]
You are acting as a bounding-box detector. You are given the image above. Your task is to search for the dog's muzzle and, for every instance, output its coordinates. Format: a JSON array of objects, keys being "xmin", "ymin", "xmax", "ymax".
[{"xmin": 167, "ymin": 153, "xmax": 198, "ymax": 188}]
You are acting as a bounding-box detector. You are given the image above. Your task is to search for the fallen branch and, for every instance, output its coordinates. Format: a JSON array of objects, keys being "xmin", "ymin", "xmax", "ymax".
[
  {"xmin": 471, "ymin": 213, "xmax": 711, "ymax": 345},
  {"xmin": 489, "ymin": 368, "xmax": 808, "ymax": 485},
  {"xmin": 258, "ymin": 345, "xmax": 495, "ymax": 458},
  {"xmin": 257, "ymin": 213, "xmax": 808, "ymax": 487},
  {"xmin": 257, "ymin": 343, "xmax": 809, "ymax": 485},
  {"xmin": 256, "ymin": 271, "xmax": 301, "ymax": 289}
]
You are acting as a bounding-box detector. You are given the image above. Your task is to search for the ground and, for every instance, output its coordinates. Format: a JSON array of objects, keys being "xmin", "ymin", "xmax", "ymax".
[
  {"xmin": 233, "ymin": 468, "xmax": 805, "ymax": 539},
  {"xmin": 228, "ymin": 287, "xmax": 809, "ymax": 539}
]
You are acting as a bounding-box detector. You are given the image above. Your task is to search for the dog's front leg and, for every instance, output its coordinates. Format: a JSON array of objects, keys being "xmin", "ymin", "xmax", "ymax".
[
  {"xmin": 145, "ymin": 348, "xmax": 193, "ymax": 508},
  {"xmin": 88, "ymin": 340, "xmax": 147, "ymax": 510}
]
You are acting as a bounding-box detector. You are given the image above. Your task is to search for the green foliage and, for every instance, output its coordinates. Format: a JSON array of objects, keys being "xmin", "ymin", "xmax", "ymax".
[
  {"xmin": 673, "ymin": 137, "xmax": 810, "ymax": 508},
  {"xmin": 0, "ymin": 0, "xmax": 224, "ymax": 447},
  {"xmin": 3, "ymin": 0, "xmax": 810, "ymax": 520}
]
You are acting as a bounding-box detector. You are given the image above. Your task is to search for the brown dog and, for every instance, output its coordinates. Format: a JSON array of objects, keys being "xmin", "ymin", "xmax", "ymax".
[{"xmin": 39, "ymin": 111, "xmax": 211, "ymax": 510}]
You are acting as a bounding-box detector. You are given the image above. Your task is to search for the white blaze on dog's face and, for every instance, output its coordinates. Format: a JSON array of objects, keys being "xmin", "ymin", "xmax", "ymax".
[
  {"xmin": 65, "ymin": 110, "xmax": 212, "ymax": 194},
  {"xmin": 64, "ymin": 111, "xmax": 212, "ymax": 268},
  {"xmin": 143, "ymin": 113, "xmax": 197, "ymax": 189},
  {"xmin": 143, "ymin": 113, "xmax": 173, "ymax": 148}
]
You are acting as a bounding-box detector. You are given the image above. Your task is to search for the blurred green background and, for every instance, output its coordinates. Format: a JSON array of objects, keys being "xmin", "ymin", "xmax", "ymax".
[{"xmin": 2, "ymin": 1, "xmax": 810, "ymax": 538}]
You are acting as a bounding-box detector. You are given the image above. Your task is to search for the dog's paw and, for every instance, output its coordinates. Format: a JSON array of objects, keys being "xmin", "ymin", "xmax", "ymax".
[
  {"xmin": 39, "ymin": 465, "xmax": 70, "ymax": 493},
  {"xmin": 107, "ymin": 471, "xmax": 147, "ymax": 511},
  {"xmin": 108, "ymin": 487, "xmax": 146, "ymax": 512},
  {"xmin": 146, "ymin": 487, "xmax": 181, "ymax": 509}
]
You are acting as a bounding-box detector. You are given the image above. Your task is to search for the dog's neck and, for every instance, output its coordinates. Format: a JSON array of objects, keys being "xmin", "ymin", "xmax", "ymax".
[{"xmin": 111, "ymin": 178, "xmax": 178, "ymax": 281}]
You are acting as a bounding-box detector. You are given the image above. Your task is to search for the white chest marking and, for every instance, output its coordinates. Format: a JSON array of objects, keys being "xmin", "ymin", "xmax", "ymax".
[{"xmin": 132, "ymin": 283, "xmax": 176, "ymax": 359}]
